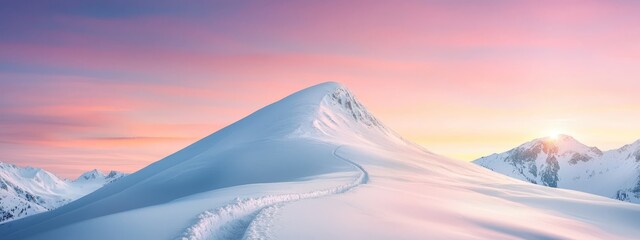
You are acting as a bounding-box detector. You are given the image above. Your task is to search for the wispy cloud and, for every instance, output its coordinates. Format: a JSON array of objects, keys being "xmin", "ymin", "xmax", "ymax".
[{"xmin": 2, "ymin": 0, "xmax": 640, "ymax": 177}]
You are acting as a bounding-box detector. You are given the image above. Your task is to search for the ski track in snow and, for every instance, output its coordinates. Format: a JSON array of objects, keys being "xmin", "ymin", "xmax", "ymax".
[{"xmin": 177, "ymin": 145, "xmax": 368, "ymax": 240}]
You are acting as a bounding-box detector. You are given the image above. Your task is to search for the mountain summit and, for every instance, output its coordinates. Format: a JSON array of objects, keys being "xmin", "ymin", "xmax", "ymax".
[
  {"xmin": 74, "ymin": 169, "xmax": 126, "ymax": 184},
  {"xmin": 75, "ymin": 169, "xmax": 104, "ymax": 181},
  {"xmin": 2, "ymin": 82, "xmax": 640, "ymax": 240},
  {"xmin": 475, "ymin": 135, "xmax": 640, "ymax": 202}
]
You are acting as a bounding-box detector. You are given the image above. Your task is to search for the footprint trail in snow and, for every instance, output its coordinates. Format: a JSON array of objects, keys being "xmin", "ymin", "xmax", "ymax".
[{"xmin": 178, "ymin": 145, "xmax": 368, "ymax": 240}]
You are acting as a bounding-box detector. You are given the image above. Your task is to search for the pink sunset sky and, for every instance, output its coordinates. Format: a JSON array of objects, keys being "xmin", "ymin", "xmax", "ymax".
[{"xmin": 2, "ymin": 0, "xmax": 640, "ymax": 178}]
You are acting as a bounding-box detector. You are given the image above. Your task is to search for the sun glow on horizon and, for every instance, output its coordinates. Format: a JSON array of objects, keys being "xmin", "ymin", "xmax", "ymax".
[{"xmin": 545, "ymin": 130, "xmax": 565, "ymax": 140}]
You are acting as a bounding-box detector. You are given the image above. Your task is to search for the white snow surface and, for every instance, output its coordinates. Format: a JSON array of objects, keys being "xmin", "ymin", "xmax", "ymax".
[
  {"xmin": 0, "ymin": 162, "xmax": 127, "ymax": 223},
  {"xmin": 1, "ymin": 82, "xmax": 639, "ymax": 239},
  {"xmin": 474, "ymin": 135, "xmax": 640, "ymax": 203}
]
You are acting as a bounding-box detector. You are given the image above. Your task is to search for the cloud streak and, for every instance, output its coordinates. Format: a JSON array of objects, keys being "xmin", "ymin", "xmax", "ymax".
[{"xmin": 2, "ymin": 1, "xmax": 640, "ymax": 177}]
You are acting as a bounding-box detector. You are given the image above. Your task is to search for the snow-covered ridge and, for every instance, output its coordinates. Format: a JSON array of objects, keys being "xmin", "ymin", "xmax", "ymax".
[
  {"xmin": 326, "ymin": 87, "xmax": 383, "ymax": 128},
  {"xmin": 0, "ymin": 162, "xmax": 127, "ymax": 223},
  {"xmin": 474, "ymin": 135, "xmax": 640, "ymax": 203},
  {"xmin": 76, "ymin": 169, "xmax": 104, "ymax": 181},
  {"xmin": 3, "ymin": 82, "xmax": 640, "ymax": 240},
  {"xmin": 299, "ymin": 84, "xmax": 410, "ymax": 149}
]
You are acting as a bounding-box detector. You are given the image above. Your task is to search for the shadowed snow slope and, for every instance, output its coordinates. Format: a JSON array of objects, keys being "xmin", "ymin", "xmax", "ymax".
[{"xmin": 1, "ymin": 82, "xmax": 640, "ymax": 239}]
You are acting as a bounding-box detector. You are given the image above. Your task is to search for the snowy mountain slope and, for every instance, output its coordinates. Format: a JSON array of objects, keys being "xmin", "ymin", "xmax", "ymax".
[
  {"xmin": 1, "ymin": 82, "xmax": 640, "ymax": 240},
  {"xmin": 474, "ymin": 135, "xmax": 640, "ymax": 203},
  {"xmin": 0, "ymin": 163, "xmax": 127, "ymax": 223}
]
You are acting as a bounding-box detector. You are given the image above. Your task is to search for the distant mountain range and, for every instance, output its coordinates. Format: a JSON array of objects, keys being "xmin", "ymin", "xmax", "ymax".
[
  {"xmin": 0, "ymin": 162, "xmax": 127, "ymax": 223},
  {"xmin": 474, "ymin": 135, "xmax": 640, "ymax": 203}
]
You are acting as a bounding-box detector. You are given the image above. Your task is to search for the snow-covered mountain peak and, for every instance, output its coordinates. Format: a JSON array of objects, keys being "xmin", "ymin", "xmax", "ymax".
[
  {"xmin": 629, "ymin": 140, "xmax": 640, "ymax": 161},
  {"xmin": 474, "ymin": 135, "xmax": 608, "ymax": 188},
  {"xmin": 617, "ymin": 139, "xmax": 640, "ymax": 153},
  {"xmin": 0, "ymin": 162, "xmax": 45, "ymax": 179},
  {"xmin": 0, "ymin": 162, "xmax": 68, "ymax": 190},
  {"xmin": 0, "ymin": 162, "xmax": 129, "ymax": 223},
  {"xmin": 105, "ymin": 170, "xmax": 125, "ymax": 179},
  {"xmin": 214, "ymin": 81, "xmax": 405, "ymax": 147},
  {"xmin": 325, "ymin": 86, "xmax": 381, "ymax": 128},
  {"xmin": 296, "ymin": 82, "xmax": 408, "ymax": 147},
  {"xmin": 475, "ymin": 136, "xmax": 640, "ymax": 203},
  {"xmin": 73, "ymin": 169, "xmax": 127, "ymax": 184},
  {"xmin": 75, "ymin": 169, "xmax": 104, "ymax": 182},
  {"xmin": 524, "ymin": 134, "xmax": 601, "ymax": 156}
]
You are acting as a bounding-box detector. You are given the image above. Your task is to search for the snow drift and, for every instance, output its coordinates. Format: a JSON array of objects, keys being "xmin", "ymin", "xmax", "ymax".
[{"xmin": 1, "ymin": 82, "xmax": 639, "ymax": 240}]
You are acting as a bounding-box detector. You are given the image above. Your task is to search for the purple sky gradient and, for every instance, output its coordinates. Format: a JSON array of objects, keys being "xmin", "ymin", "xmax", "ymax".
[{"xmin": 2, "ymin": 0, "xmax": 640, "ymax": 178}]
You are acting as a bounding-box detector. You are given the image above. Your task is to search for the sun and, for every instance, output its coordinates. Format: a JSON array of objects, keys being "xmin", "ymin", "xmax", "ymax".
[{"xmin": 546, "ymin": 130, "xmax": 563, "ymax": 140}]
